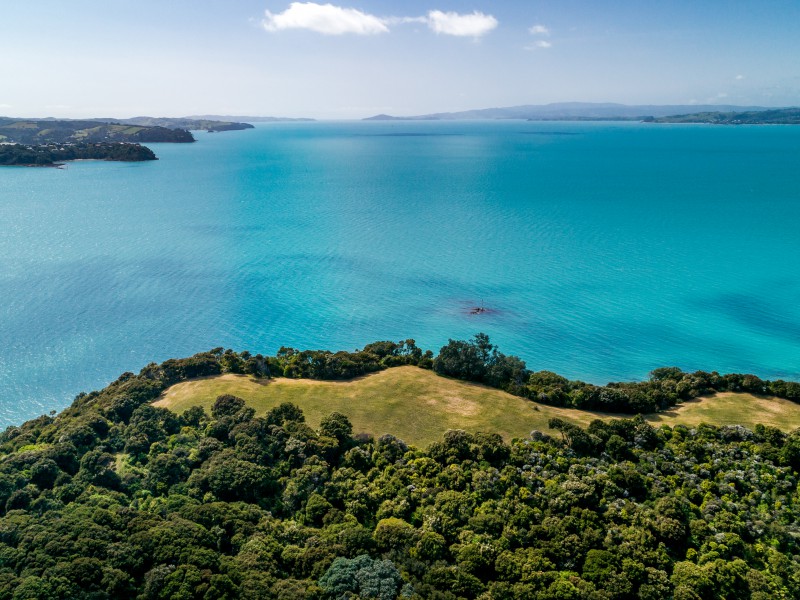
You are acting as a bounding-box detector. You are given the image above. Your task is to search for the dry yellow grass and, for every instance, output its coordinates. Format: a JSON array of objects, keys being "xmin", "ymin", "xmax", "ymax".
[
  {"xmin": 155, "ymin": 367, "xmax": 800, "ymax": 447},
  {"xmin": 646, "ymin": 391, "xmax": 800, "ymax": 430}
]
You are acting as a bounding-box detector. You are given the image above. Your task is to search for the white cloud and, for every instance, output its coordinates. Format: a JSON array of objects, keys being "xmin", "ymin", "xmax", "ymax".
[
  {"xmin": 735, "ymin": 74, "xmax": 745, "ymax": 80},
  {"xmin": 529, "ymin": 24, "xmax": 549, "ymax": 35},
  {"xmin": 426, "ymin": 10, "xmax": 498, "ymax": 37},
  {"xmin": 261, "ymin": 4, "xmax": 498, "ymax": 38},
  {"xmin": 525, "ymin": 40, "xmax": 552, "ymax": 50},
  {"xmin": 0, "ymin": 103, "xmax": 11, "ymax": 109},
  {"xmin": 263, "ymin": 2, "xmax": 389, "ymax": 35}
]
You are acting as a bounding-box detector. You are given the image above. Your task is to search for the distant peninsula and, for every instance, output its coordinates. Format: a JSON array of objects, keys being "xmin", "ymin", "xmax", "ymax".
[
  {"xmin": 188, "ymin": 114, "xmax": 315, "ymax": 122},
  {"xmin": 0, "ymin": 142, "xmax": 157, "ymax": 167},
  {"xmin": 92, "ymin": 117, "xmax": 255, "ymax": 132},
  {"xmin": 0, "ymin": 118, "xmax": 195, "ymax": 144},
  {"xmin": 363, "ymin": 102, "xmax": 780, "ymax": 121}
]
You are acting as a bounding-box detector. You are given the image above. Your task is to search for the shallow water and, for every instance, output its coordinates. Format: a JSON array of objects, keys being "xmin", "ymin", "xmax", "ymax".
[{"xmin": 1, "ymin": 121, "xmax": 799, "ymax": 425}]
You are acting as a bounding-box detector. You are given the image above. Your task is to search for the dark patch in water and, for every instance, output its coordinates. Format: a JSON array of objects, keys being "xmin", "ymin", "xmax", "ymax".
[
  {"xmin": 356, "ymin": 133, "xmax": 465, "ymax": 137},
  {"xmin": 519, "ymin": 131, "xmax": 580, "ymax": 136},
  {"xmin": 188, "ymin": 223, "xmax": 269, "ymax": 236},
  {"xmin": 692, "ymin": 292, "xmax": 800, "ymax": 342}
]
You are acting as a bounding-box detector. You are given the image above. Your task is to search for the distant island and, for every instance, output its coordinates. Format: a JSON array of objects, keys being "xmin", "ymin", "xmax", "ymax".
[
  {"xmin": 188, "ymin": 114, "xmax": 315, "ymax": 122},
  {"xmin": 0, "ymin": 142, "xmax": 157, "ymax": 167},
  {"xmin": 363, "ymin": 101, "xmax": 790, "ymax": 122}
]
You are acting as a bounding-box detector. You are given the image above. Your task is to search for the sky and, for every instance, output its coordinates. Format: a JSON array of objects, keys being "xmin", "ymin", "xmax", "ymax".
[{"xmin": 1, "ymin": 0, "xmax": 799, "ymax": 119}]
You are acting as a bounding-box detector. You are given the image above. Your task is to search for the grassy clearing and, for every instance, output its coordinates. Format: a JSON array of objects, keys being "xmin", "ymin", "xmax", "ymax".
[
  {"xmin": 647, "ymin": 392, "xmax": 800, "ymax": 431},
  {"xmin": 155, "ymin": 366, "xmax": 800, "ymax": 447}
]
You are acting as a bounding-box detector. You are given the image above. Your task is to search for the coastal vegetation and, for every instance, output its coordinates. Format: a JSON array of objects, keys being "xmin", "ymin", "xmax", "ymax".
[
  {"xmin": 432, "ymin": 335, "xmax": 800, "ymax": 414},
  {"xmin": 649, "ymin": 108, "xmax": 800, "ymax": 125},
  {"xmin": 0, "ymin": 343, "xmax": 799, "ymax": 598},
  {"xmin": 0, "ymin": 143, "xmax": 157, "ymax": 166}
]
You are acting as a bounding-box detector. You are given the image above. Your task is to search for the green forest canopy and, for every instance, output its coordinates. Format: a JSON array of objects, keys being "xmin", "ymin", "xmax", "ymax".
[{"xmin": 0, "ymin": 337, "xmax": 798, "ymax": 599}]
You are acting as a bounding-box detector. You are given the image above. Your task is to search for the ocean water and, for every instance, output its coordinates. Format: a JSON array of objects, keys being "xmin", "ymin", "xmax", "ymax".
[{"xmin": 1, "ymin": 121, "xmax": 799, "ymax": 426}]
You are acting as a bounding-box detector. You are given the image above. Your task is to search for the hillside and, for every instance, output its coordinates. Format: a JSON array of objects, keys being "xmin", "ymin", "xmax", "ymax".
[
  {"xmin": 156, "ymin": 366, "xmax": 800, "ymax": 447},
  {"xmin": 0, "ymin": 118, "xmax": 194, "ymax": 144}
]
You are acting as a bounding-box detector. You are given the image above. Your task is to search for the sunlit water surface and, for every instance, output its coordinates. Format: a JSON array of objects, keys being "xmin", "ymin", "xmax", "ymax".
[{"xmin": 1, "ymin": 121, "xmax": 799, "ymax": 425}]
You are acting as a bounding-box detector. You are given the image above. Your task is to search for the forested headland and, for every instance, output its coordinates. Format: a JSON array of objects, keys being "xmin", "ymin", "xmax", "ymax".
[
  {"xmin": 0, "ymin": 338, "xmax": 799, "ymax": 599},
  {"xmin": 0, "ymin": 116, "xmax": 260, "ymax": 146},
  {"xmin": 0, "ymin": 119, "xmax": 194, "ymax": 144},
  {"xmin": 0, "ymin": 143, "xmax": 157, "ymax": 166},
  {"xmin": 96, "ymin": 117, "xmax": 254, "ymax": 133}
]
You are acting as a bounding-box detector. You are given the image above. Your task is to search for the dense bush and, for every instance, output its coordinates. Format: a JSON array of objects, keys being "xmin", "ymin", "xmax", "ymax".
[
  {"xmin": 273, "ymin": 339, "xmax": 431, "ymax": 379},
  {"xmin": 0, "ymin": 142, "xmax": 157, "ymax": 165},
  {"xmin": 0, "ymin": 370, "xmax": 799, "ymax": 599},
  {"xmin": 0, "ymin": 340, "xmax": 799, "ymax": 596},
  {"xmin": 435, "ymin": 334, "xmax": 800, "ymax": 414}
]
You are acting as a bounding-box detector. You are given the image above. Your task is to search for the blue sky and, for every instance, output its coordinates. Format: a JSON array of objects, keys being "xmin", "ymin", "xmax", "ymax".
[{"xmin": 1, "ymin": 0, "xmax": 799, "ymax": 118}]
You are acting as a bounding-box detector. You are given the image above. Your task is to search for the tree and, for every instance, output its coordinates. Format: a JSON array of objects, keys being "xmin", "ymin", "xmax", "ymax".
[
  {"xmin": 211, "ymin": 395, "xmax": 246, "ymax": 419},
  {"xmin": 319, "ymin": 413, "xmax": 353, "ymax": 445},
  {"xmin": 318, "ymin": 555, "xmax": 405, "ymax": 600}
]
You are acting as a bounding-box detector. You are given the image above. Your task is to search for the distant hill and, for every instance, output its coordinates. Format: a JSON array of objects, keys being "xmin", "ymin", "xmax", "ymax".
[
  {"xmin": 651, "ymin": 107, "xmax": 800, "ymax": 124},
  {"xmin": 363, "ymin": 113, "xmax": 440, "ymax": 121},
  {"xmin": 0, "ymin": 118, "xmax": 194, "ymax": 144},
  {"xmin": 364, "ymin": 102, "xmax": 773, "ymax": 121},
  {"xmin": 92, "ymin": 117, "xmax": 255, "ymax": 132},
  {"xmin": 188, "ymin": 114, "xmax": 316, "ymax": 122}
]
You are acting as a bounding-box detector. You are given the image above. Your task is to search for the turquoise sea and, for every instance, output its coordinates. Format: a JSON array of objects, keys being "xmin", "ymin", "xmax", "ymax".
[{"xmin": 1, "ymin": 121, "xmax": 799, "ymax": 425}]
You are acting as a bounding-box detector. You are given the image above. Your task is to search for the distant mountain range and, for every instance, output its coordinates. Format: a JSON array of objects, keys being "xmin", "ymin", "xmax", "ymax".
[{"xmin": 364, "ymin": 102, "xmax": 783, "ymax": 121}]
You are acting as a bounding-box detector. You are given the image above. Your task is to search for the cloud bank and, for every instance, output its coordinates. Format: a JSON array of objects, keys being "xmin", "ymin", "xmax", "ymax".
[{"xmin": 262, "ymin": 3, "xmax": 498, "ymax": 37}]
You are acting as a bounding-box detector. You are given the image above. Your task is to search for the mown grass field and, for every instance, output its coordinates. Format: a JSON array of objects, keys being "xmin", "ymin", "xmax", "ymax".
[{"xmin": 155, "ymin": 366, "xmax": 800, "ymax": 447}]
